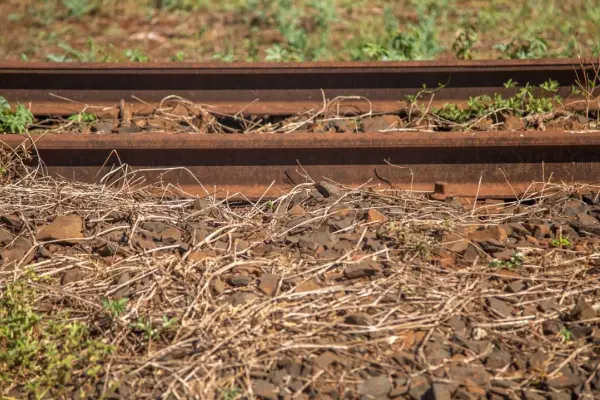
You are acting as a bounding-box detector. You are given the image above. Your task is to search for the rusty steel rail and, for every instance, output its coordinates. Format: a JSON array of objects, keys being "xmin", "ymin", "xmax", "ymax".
[
  {"xmin": 0, "ymin": 58, "xmax": 596, "ymax": 116},
  {"xmin": 3, "ymin": 131, "xmax": 600, "ymax": 199},
  {"xmin": 1, "ymin": 59, "xmax": 600, "ymax": 199}
]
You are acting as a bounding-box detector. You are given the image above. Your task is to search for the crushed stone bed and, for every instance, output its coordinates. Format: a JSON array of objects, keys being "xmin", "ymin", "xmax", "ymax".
[{"xmin": 1, "ymin": 161, "xmax": 600, "ymax": 398}]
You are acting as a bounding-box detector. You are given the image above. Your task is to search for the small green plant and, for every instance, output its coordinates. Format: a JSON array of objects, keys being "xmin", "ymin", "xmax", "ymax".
[
  {"xmin": 352, "ymin": 2, "xmax": 442, "ymax": 61},
  {"xmin": 101, "ymin": 297, "xmax": 128, "ymax": 318},
  {"xmin": 130, "ymin": 315, "xmax": 178, "ymax": 341},
  {"xmin": 158, "ymin": 0, "xmax": 210, "ymax": 11},
  {"xmin": 551, "ymin": 235, "xmax": 572, "ymax": 248},
  {"xmin": 308, "ymin": 0, "xmax": 336, "ymax": 59},
  {"xmin": 212, "ymin": 49, "xmax": 236, "ymax": 62},
  {"xmin": 434, "ymin": 79, "xmax": 562, "ymax": 126},
  {"xmin": 266, "ymin": 200, "xmax": 275, "ymax": 211},
  {"xmin": 47, "ymin": 38, "xmax": 112, "ymax": 62},
  {"xmin": 68, "ymin": 112, "xmax": 97, "ymax": 123},
  {"xmin": 494, "ymin": 37, "xmax": 548, "ymax": 59},
  {"xmin": 0, "ymin": 96, "xmax": 34, "ymax": 134},
  {"xmin": 540, "ymin": 79, "xmax": 559, "ymax": 93},
  {"xmin": 489, "ymin": 252, "xmax": 525, "ymax": 270},
  {"xmin": 453, "ymin": 26, "xmax": 478, "ymax": 60},
  {"xmin": 559, "ymin": 327, "xmax": 573, "ymax": 343},
  {"xmin": 503, "ymin": 79, "xmax": 518, "ymax": 89},
  {"xmin": 125, "ymin": 49, "xmax": 149, "ymax": 62},
  {"xmin": 273, "ymin": 0, "xmax": 308, "ymax": 60},
  {"xmin": 61, "ymin": 0, "xmax": 99, "ymax": 18},
  {"xmin": 0, "ymin": 279, "xmax": 112, "ymax": 396},
  {"xmin": 171, "ymin": 51, "xmax": 187, "ymax": 62},
  {"xmin": 221, "ymin": 387, "xmax": 241, "ymax": 400},
  {"xmin": 131, "ymin": 317, "xmax": 158, "ymax": 340}
]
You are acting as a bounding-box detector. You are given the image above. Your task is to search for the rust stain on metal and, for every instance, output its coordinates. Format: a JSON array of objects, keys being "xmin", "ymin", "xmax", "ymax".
[
  {"xmin": 3, "ymin": 131, "xmax": 600, "ymax": 199},
  {"xmin": 0, "ymin": 58, "xmax": 595, "ymax": 116}
]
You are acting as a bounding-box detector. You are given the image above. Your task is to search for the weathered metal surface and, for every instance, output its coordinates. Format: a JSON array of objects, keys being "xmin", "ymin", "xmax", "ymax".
[
  {"xmin": 3, "ymin": 131, "xmax": 600, "ymax": 198},
  {"xmin": 0, "ymin": 59, "xmax": 594, "ymax": 116}
]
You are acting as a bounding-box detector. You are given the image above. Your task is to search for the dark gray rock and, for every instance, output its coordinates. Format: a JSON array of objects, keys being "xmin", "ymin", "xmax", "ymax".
[
  {"xmin": 486, "ymin": 297, "xmax": 513, "ymax": 317},
  {"xmin": 357, "ymin": 375, "xmax": 392, "ymax": 397},
  {"xmin": 486, "ymin": 349, "xmax": 512, "ymax": 369},
  {"xmin": 314, "ymin": 181, "xmax": 340, "ymax": 198}
]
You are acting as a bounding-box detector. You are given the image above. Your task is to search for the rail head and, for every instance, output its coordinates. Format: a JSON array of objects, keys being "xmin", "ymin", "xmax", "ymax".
[{"xmin": 2, "ymin": 131, "xmax": 600, "ymax": 150}]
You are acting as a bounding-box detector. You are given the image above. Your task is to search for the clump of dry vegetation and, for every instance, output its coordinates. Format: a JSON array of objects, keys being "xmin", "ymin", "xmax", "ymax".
[{"xmin": 1, "ymin": 148, "xmax": 600, "ymax": 399}]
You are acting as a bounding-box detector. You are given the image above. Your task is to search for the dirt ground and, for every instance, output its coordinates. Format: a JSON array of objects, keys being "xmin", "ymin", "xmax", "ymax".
[
  {"xmin": 0, "ymin": 0, "xmax": 599, "ymax": 63},
  {"xmin": 1, "ymin": 148, "xmax": 600, "ymax": 399}
]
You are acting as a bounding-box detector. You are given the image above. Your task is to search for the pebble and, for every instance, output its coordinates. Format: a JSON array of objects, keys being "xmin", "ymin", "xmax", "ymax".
[
  {"xmin": 36, "ymin": 215, "xmax": 84, "ymax": 244},
  {"xmin": 362, "ymin": 115, "xmax": 401, "ymax": 132},
  {"xmin": 486, "ymin": 297, "xmax": 513, "ymax": 317},
  {"xmin": 485, "ymin": 349, "xmax": 512, "ymax": 369},
  {"xmin": 159, "ymin": 226, "xmax": 182, "ymax": 245},
  {"xmin": 569, "ymin": 298, "xmax": 597, "ymax": 321},
  {"xmin": 228, "ymin": 275, "xmax": 252, "ymax": 287},
  {"xmin": 367, "ymin": 209, "xmax": 388, "ymax": 224},
  {"xmin": 469, "ymin": 226, "xmax": 508, "ymax": 242},
  {"xmin": 314, "ymin": 351, "xmax": 338, "ymax": 370},
  {"xmin": 251, "ymin": 380, "xmax": 279, "ymax": 400},
  {"xmin": 426, "ymin": 383, "xmax": 452, "ymax": 400},
  {"xmin": 61, "ymin": 268, "xmax": 84, "ymax": 285},
  {"xmin": 258, "ymin": 273, "xmax": 279, "ymax": 296},
  {"xmin": 1, "ymin": 214, "xmax": 23, "ymax": 230},
  {"xmin": 545, "ymin": 365, "xmax": 582, "ymax": 389},
  {"xmin": 211, "ymin": 278, "xmax": 226, "ymax": 295},
  {"xmin": 314, "ymin": 181, "xmax": 340, "ymax": 198},
  {"xmin": 0, "ymin": 237, "xmax": 34, "ymax": 265},
  {"xmin": 0, "ymin": 228, "xmax": 14, "ymax": 245},
  {"xmin": 542, "ymin": 320, "xmax": 563, "ymax": 335},
  {"xmin": 229, "ymin": 292, "xmax": 257, "ymax": 307},
  {"xmin": 408, "ymin": 376, "xmax": 431, "ymax": 400},
  {"xmin": 357, "ymin": 375, "xmax": 392, "ymax": 397},
  {"xmin": 343, "ymin": 262, "xmax": 379, "ymax": 279}
]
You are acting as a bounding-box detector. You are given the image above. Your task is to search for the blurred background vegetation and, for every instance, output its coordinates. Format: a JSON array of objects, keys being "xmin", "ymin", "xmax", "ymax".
[{"xmin": 1, "ymin": 0, "xmax": 598, "ymax": 63}]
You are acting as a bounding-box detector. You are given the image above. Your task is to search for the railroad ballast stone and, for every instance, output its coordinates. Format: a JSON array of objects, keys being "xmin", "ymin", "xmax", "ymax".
[
  {"xmin": 36, "ymin": 215, "xmax": 84, "ymax": 243},
  {"xmin": 2, "ymin": 169, "xmax": 600, "ymax": 398}
]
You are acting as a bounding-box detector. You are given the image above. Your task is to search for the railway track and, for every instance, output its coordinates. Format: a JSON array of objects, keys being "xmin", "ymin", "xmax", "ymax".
[{"xmin": 1, "ymin": 58, "xmax": 599, "ymax": 198}]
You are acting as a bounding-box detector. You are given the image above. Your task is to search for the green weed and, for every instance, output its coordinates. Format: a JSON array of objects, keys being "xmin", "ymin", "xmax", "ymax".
[
  {"xmin": 171, "ymin": 51, "xmax": 187, "ymax": 62},
  {"xmin": 352, "ymin": 2, "xmax": 442, "ymax": 61},
  {"xmin": 0, "ymin": 278, "xmax": 112, "ymax": 396},
  {"xmin": 495, "ymin": 37, "xmax": 548, "ymax": 59},
  {"xmin": 0, "ymin": 96, "xmax": 34, "ymax": 134},
  {"xmin": 559, "ymin": 327, "xmax": 573, "ymax": 343},
  {"xmin": 61, "ymin": 0, "xmax": 99, "ymax": 18},
  {"xmin": 263, "ymin": 0, "xmax": 308, "ymax": 62},
  {"xmin": 213, "ymin": 48, "xmax": 236, "ymax": 62},
  {"xmin": 244, "ymin": 34, "xmax": 260, "ymax": 62},
  {"xmin": 68, "ymin": 112, "xmax": 97, "ymax": 123},
  {"xmin": 101, "ymin": 297, "xmax": 128, "ymax": 318},
  {"xmin": 266, "ymin": 200, "xmax": 275, "ymax": 211},
  {"xmin": 308, "ymin": 0, "xmax": 336, "ymax": 59},
  {"xmin": 434, "ymin": 79, "xmax": 561, "ymax": 126},
  {"xmin": 221, "ymin": 387, "xmax": 241, "ymax": 400},
  {"xmin": 125, "ymin": 48, "xmax": 150, "ymax": 62},
  {"xmin": 551, "ymin": 235, "xmax": 572, "ymax": 248},
  {"xmin": 158, "ymin": 0, "xmax": 210, "ymax": 11},
  {"xmin": 265, "ymin": 44, "xmax": 303, "ymax": 62},
  {"xmin": 130, "ymin": 317, "xmax": 158, "ymax": 340},
  {"xmin": 131, "ymin": 315, "xmax": 178, "ymax": 340},
  {"xmin": 47, "ymin": 38, "xmax": 112, "ymax": 62},
  {"xmin": 489, "ymin": 252, "xmax": 525, "ymax": 270},
  {"xmin": 453, "ymin": 25, "xmax": 478, "ymax": 60}
]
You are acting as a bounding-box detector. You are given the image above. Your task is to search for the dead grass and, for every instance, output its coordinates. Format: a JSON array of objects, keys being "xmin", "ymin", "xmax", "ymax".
[{"xmin": 1, "ymin": 149, "xmax": 600, "ymax": 398}]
